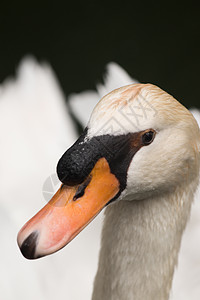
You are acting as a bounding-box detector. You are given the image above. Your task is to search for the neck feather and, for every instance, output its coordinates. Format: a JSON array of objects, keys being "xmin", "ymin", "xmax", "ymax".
[{"xmin": 92, "ymin": 182, "xmax": 197, "ymax": 300}]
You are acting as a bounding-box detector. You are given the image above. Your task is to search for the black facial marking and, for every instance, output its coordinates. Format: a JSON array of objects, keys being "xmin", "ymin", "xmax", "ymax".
[
  {"xmin": 57, "ymin": 127, "xmax": 146, "ymax": 203},
  {"xmin": 20, "ymin": 231, "xmax": 39, "ymax": 260}
]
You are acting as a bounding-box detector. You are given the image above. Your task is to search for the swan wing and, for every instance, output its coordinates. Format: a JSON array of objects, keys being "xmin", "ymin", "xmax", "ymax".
[
  {"xmin": 68, "ymin": 62, "xmax": 138, "ymax": 127},
  {"xmin": 171, "ymin": 109, "xmax": 200, "ymax": 300},
  {"xmin": 0, "ymin": 57, "xmax": 80, "ymax": 300}
]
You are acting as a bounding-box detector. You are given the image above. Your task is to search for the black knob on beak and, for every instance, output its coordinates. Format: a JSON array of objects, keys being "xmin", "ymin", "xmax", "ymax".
[{"xmin": 57, "ymin": 128, "xmax": 100, "ymax": 186}]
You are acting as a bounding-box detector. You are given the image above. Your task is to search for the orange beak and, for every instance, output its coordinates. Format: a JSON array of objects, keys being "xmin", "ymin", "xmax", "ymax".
[{"xmin": 17, "ymin": 158, "xmax": 120, "ymax": 259}]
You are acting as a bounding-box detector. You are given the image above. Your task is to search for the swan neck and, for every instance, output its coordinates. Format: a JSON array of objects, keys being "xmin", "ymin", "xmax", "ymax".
[{"xmin": 92, "ymin": 188, "xmax": 195, "ymax": 300}]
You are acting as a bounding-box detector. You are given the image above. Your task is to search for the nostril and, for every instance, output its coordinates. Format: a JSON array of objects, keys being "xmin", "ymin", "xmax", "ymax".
[
  {"xmin": 73, "ymin": 176, "xmax": 92, "ymax": 201},
  {"xmin": 20, "ymin": 231, "xmax": 39, "ymax": 260}
]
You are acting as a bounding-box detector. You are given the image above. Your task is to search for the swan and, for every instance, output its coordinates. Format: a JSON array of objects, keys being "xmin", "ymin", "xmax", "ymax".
[{"xmin": 17, "ymin": 83, "xmax": 200, "ymax": 299}]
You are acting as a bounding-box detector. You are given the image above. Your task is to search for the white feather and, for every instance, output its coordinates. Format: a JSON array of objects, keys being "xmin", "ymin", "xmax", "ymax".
[
  {"xmin": 0, "ymin": 57, "xmax": 102, "ymax": 300},
  {"xmin": 68, "ymin": 62, "xmax": 138, "ymax": 127},
  {"xmin": 171, "ymin": 109, "xmax": 200, "ymax": 300}
]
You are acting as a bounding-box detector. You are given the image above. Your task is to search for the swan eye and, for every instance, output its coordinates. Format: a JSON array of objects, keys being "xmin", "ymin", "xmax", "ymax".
[{"xmin": 142, "ymin": 130, "xmax": 156, "ymax": 145}]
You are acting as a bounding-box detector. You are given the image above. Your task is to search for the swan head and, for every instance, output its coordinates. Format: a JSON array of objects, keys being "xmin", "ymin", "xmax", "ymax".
[{"xmin": 17, "ymin": 83, "xmax": 200, "ymax": 259}]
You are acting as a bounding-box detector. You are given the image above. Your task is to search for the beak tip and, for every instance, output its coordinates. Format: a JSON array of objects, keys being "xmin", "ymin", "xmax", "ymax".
[{"xmin": 18, "ymin": 231, "xmax": 39, "ymax": 260}]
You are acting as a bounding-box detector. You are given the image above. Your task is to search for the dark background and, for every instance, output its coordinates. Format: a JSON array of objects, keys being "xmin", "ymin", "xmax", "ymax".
[{"xmin": 0, "ymin": 1, "xmax": 199, "ymax": 109}]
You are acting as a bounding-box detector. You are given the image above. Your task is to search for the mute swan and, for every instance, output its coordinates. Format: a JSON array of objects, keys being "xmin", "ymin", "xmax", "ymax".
[
  {"xmin": 2, "ymin": 58, "xmax": 200, "ymax": 299},
  {"xmin": 17, "ymin": 83, "xmax": 200, "ymax": 299}
]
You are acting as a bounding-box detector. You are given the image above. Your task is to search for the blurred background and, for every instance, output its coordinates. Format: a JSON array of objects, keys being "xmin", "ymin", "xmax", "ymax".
[
  {"xmin": 0, "ymin": 1, "xmax": 199, "ymax": 108},
  {"xmin": 0, "ymin": 1, "xmax": 200, "ymax": 300}
]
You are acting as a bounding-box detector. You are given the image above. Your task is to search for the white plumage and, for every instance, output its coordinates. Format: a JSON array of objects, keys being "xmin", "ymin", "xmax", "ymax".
[
  {"xmin": 0, "ymin": 58, "xmax": 200, "ymax": 299},
  {"xmin": 172, "ymin": 109, "xmax": 200, "ymax": 300},
  {"xmin": 0, "ymin": 57, "xmax": 101, "ymax": 300}
]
